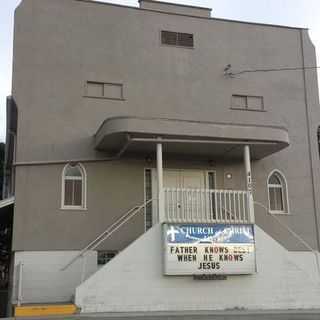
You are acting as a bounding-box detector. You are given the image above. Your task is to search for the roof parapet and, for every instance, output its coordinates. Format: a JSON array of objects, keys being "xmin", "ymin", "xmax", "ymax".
[{"xmin": 139, "ymin": 0, "xmax": 212, "ymax": 18}]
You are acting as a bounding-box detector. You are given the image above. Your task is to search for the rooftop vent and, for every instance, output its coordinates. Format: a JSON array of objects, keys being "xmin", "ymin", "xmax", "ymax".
[{"xmin": 139, "ymin": 0, "xmax": 212, "ymax": 18}]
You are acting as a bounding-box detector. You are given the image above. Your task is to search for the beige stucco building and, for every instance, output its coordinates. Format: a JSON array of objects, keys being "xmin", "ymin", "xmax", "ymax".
[{"xmin": 2, "ymin": 0, "xmax": 320, "ymax": 317}]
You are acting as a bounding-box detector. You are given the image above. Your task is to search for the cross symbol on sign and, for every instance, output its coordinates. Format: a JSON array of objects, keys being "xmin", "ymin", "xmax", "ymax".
[{"xmin": 167, "ymin": 226, "xmax": 180, "ymax": 242}]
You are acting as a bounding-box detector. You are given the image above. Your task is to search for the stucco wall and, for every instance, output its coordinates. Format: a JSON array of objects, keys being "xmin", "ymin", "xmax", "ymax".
[
  {"xmin": 11, "ymin": 162, "xmax": 319, "ymax": 252},
  {"xmin": 12, "ymin": 160, "xmax": 146, "ymax": 251},
  {"xmin": 75, "ymin": 224, "xmax": 320, "ymax": 313},
  {"xmin": 13, "ymin": 251, "xmax": 97, "ymax": 304},
  {"xmin": 13, "ymin": 0, "xmax": 317, "ymax": 162},
  {"xmin": 12, "ymin": 157, "xmax": 316, "ymax": 251},
  {"xmin": 11, "ymin": 0, "xmax": 320, "ymax": 252}
]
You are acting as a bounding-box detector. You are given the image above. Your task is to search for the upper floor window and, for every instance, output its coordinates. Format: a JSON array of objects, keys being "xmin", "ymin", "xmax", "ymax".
[
  {"xmin": 161, "ymin": 30, "xmax": 194, "ymax": 48},
  {"xmin": 231, "ymin": 95, "xmax": 264, "ymax": 111},
  {"xmin": 61, "ymin": 163, "xmax": 87, "ymax": 210},
  {"xmin": 85, "ymin": 81, "xmax": 124, "ymax": 100},
  {"xmin": 267, "ymin": 170, "xmax": 289, "ymax": 214}
]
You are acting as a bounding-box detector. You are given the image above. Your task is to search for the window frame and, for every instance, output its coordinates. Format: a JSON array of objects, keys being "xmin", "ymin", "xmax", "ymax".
[
  {"xmin": 267, "ymin": 170, "xmax": 289, "ymax": 215},
  {"xmin": 97, "ymin": 250, "xmax": 118, "ymax": 266},
  {"xmin": 61, "ymin": 163, "xmax": 87, "ymax": 211},
  {"xmin": 84, "ymin": 81, "xmax": 125, "ymax": 101},
  {"xmin": 160, "ymin": 30, "xmax": 194, "ymax": 49},
  {"xmin": 231, "ymin": 94, "xmax": 265, "ymax": 112}
]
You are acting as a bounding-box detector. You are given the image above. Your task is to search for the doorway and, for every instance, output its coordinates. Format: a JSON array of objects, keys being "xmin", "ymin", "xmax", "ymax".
[{"xmin": 146, "ymin": 169, "xmax": 216, "ymax": 228}]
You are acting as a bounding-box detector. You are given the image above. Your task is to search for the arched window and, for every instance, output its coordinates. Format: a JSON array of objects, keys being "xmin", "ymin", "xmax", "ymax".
[
  {"xmin": 267, "ymin": 170, "xmax": 289, "ymax": 214},
  {"xmin": 61, "ymin": 163, "xmax": 87, "ymax": 209}
]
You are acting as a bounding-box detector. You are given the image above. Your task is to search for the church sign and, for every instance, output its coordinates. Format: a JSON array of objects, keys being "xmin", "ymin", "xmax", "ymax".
[{"xmin": 163, "ymin": 223, "xmax": 256, "ymax": 275}]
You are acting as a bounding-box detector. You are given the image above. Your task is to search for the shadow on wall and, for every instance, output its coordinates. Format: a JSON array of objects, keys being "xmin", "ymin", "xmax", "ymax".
[{"xmin": 254, "ymin": 203, "xmax": 313, "ymax": 251}]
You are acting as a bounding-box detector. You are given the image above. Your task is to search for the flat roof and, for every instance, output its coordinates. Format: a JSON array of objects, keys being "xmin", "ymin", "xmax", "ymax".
[
  {"xmin": 138, "ymin": 0, "xmax": 212, "ymax": 12},
  {"xmin": 75, "ymin": 0, "xmax": 307, "ymax": 30}
]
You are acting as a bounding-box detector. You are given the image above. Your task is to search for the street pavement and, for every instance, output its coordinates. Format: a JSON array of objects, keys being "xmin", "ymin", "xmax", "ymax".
[{"xmin": 4, "ymin": 309, "xmax": 320, "ymax": 320}]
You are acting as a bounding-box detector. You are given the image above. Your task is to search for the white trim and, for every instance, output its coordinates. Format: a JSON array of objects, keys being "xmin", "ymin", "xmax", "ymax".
[
  {"xmin": 61, "ymin": 163, "xmax": 87, "ymax": 210},
  {"xmin": 267, "ymin": 169, "xmax": 290, "ymax": 215}
]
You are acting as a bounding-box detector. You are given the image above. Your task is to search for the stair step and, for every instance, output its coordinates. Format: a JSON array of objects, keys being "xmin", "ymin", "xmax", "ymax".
[{"xmin": 14, "ymin": 303, "xmax": 78, "ymax": 317}]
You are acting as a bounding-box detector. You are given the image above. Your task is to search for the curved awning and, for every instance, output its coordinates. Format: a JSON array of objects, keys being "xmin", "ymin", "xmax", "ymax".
[{"xmin": 95, "ymin": 116, "xmax": 289, "ymax": 160}]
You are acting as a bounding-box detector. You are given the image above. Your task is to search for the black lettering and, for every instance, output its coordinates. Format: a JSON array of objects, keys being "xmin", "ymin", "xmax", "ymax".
[{"xmin": 198, "ymin": 262, "xmax": 220, "ymax": 270}]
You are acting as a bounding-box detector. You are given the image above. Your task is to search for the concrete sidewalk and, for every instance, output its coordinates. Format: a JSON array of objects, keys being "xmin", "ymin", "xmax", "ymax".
[{"xmin": 4, "ymin": 309, "xmax": 320, "ymax": 320}]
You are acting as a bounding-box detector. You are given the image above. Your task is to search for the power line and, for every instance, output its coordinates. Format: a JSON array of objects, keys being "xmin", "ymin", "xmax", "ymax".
[{"xmin": 224, "ymin": 64, "xmax": 320, "ymax": 77}]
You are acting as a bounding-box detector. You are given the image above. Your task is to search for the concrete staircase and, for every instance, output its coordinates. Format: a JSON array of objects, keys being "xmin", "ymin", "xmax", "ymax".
[{"xmin": 75, "ymin": 224, "xmax": 320, "ymax": 314}]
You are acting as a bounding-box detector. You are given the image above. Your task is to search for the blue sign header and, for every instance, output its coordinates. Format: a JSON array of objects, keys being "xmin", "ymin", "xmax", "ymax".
[{"xmin": 166, "ymin": 224, "xmax": 254, "ymax": 244}]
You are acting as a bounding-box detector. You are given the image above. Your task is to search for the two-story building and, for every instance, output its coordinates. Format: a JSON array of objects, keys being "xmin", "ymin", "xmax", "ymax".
[{"xmin": 2, "ymin": 0, "xmax": 320, "ymax": 317}]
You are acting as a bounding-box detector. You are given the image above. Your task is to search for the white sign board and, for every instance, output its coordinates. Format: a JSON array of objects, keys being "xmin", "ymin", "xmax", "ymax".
[{"xmin": 163, "ymin": 223, "xmax": 256, "ymax": 275}]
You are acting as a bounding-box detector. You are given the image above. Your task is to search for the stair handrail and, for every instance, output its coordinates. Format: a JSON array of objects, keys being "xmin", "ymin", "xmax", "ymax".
[
  {"xmin": 254, "ymin": 200, "xmax": 320, "ymax": 280},
  {"xmin": 61, "ymin": 198, "xmax": 155, "ymax": 271}
]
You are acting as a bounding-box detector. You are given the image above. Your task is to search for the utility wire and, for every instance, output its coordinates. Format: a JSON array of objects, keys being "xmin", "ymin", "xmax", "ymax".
[{"xmin": 224, "ymin": 64, "xmax": 320, "ymax": 77}]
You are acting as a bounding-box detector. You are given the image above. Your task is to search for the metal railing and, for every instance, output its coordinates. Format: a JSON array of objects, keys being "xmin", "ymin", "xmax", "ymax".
[
  {"xmin": 254, "ymin": 201, "xmax": 320, "ymax": 280},
  {"xmin": 164, "ymin": 188, "xmax": 251, "ymax": 223},
  {"xmin": 61, "ymin": 198, "xmax": 155, "ymax": 272}
]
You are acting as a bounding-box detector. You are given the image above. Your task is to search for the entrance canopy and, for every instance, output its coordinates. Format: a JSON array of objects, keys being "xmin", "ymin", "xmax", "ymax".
[{"xmin": 94, "ymin": 117, "xmax": 289, "ymax": 160}]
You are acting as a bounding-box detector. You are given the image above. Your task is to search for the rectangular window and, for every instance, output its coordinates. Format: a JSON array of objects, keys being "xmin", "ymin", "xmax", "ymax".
[
  {"xmin": 64, "ymin": 179, "xmax": 82, "ymax": 207},
  {"xmin": 73, "ymin": 180, "xmax": 82, "ymax": 206},
  {"xmin": 231, "ymin": 95, "xmax": 264, "ymax": 111},
  {"xmin": 87, "ymin": 82, "xmax": 104, "ymax": 97},
  {"xmin": 97, "ymin": 251, "xmax": 118, "ymax": 266},
  {"xmin": 145, "ymin": 169, "xmax": 153, "ymax": 231},
  {"xmin": 64, "ymin": 180, "xmax": 73, "ymax": 206},
  {"xmin": 269, "ymin": 187, "xmax": 284, "ymax": 211},
  {"xmin": 248, "ymin": 96, "xmax": 263, "ymax": 109},
  {"xmin": 207, "ymin": 172, "xmax": 216, "ymax": 219},
  {"xmin": 207, "ymin": 172, "xmax": 216, "ymax": 190},
  {"xmin": 86, "ymin": 81, "xmax": 124, "ymax": 100},
  {"xmin": 161, "ymin": 31, "xmax": 194, "ymax": 48}
]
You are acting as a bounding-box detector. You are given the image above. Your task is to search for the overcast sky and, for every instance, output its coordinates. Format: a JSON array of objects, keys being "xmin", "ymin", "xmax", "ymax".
[{"xmin": 1, "ymin": 0, "xmax": 320, "ymax": 142}]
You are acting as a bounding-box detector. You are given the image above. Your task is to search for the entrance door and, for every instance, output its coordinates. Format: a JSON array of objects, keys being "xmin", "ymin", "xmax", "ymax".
[
  {"xmin": 162, "ymin": 170, "xmax": 215, "ymax": 221},
  {"xmin": 149, "ymin": 169, "xmax": 216, "ymax": 225},
  {"xmin": 163, "ymin": 169, "xmax": 206, "ymax": 189}
]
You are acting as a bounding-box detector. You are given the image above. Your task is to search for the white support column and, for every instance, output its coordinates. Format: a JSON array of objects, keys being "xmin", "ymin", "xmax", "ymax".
[
  {"xmin": 244, "ymin": 145, "xmax": 255, "ymax": 223},
  {"xmin": 157, "ymin": 140, "xmax": 165, "ymax": 222}
]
